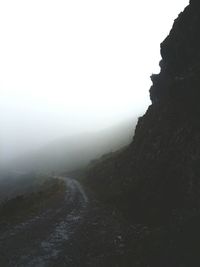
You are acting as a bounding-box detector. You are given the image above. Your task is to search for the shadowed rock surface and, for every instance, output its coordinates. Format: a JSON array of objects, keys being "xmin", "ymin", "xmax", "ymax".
[{"xmin": 85, "ymin": 1, "xmax": 200, "ymax": 265}]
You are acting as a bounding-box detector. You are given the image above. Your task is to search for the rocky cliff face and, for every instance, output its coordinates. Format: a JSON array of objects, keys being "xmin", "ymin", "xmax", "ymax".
[
  {"xmin": 86, "ymin": 1, "xmax": 200, "ymax": 265},
  {"xmin": 151, "ymin": 0, "xmax": 200, "ymax": 109},
  {"xmin": 131, "ymin": 0, "xmax": 200, "ymax": 222}
]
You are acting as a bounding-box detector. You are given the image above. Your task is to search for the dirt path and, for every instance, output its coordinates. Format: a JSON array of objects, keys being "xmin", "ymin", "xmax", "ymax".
[{"xmin": 0, "ymin": 177, "xmax": 88, "ymax": 267}]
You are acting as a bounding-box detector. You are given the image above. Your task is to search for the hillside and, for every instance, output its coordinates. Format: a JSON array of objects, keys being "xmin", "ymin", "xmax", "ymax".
[
  {"xmin": 9, "ymin": 118, "xmax": 137, "ymax": 173},
  {"xmin": 85, "ymin": 1, "xmax": 200, "ymax": 265},
  {"xmin": 0, "ymin": 177, "xmax": 66, "ymax": 225}
]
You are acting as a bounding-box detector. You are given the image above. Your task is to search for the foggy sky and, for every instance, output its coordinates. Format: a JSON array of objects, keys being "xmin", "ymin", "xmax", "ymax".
[{"xmin": 0, "ymin": 0, "xmax": 189, "ymax": 163}]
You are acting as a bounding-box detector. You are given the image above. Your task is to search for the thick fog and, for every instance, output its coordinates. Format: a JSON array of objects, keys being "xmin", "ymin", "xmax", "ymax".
[{"xmin": 0, "ymin": 0, "xmax": 189, "ymax": 167}]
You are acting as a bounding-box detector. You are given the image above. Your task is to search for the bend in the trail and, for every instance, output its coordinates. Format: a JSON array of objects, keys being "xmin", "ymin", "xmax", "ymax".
[{"xmin": 0, "ymin": 177, "xmax": 89, "ymax": 267}]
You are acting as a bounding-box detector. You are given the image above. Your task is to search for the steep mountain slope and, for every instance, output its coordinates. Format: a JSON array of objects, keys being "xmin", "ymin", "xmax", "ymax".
[{"xmin": 85, "ymin": 1, "xmax": 200, "ymax": 265}]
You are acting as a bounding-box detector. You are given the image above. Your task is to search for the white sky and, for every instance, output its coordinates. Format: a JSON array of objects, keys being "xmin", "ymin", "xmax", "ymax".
[{"xmin": 0, "ymin": 0, "xmax": 189, "ymax": 162}]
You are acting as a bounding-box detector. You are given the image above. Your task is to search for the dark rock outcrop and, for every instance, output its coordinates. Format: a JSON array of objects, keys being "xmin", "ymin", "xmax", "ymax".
[
  {"xmin": 85, "ymin": 1, "xmax": 200, "ymax": 265},
  {"xmin": 151, "ymin": 0, "xmax": 200, "ymax": 111}
]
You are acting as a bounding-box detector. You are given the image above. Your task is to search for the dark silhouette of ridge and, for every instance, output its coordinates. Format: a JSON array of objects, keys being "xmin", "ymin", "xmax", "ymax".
[{"xmin": 85, "ymin": 1, "xmax": 200, "ymax": 265}]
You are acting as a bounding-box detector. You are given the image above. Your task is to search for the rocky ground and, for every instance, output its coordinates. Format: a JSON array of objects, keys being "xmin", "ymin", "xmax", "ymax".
[{"xmin": 0, "ymin": 175, "xmax": 154, "ymax": 267}]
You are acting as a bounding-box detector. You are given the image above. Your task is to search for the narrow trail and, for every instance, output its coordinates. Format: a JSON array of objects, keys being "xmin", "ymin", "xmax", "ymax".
[{"xmin": 0, "ymin": 177, "xmax": 89, "ymax": 267}]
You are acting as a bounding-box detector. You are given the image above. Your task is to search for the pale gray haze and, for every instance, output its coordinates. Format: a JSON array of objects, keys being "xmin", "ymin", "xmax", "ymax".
[{"xmin": 0, "ymin": 0, "xmax": 189, "ymax": 165}]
